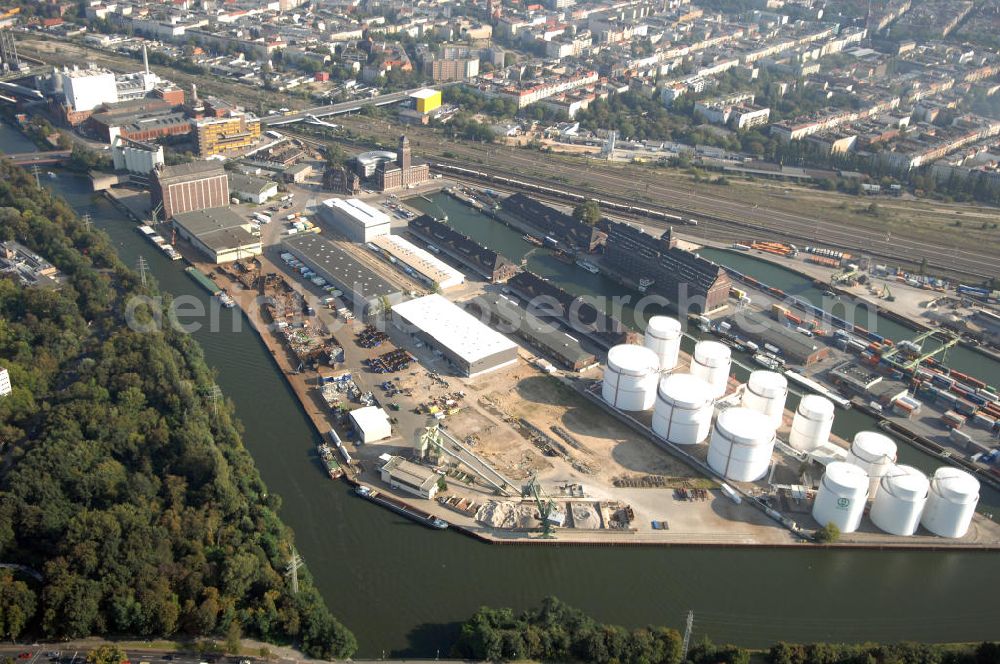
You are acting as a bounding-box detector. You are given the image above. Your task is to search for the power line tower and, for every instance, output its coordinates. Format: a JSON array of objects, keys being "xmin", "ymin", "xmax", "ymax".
[
  {"xmin": 80, "ymin": 213, "xmax": 92, "ymax": 231},
  {"xmin": 681, "ymin": 610, "xmax": 694, "ymax": 660},
  {"xmin": 0, "ymin": 29, "xmax": 20, "ymax": 72},
  {"xmin": 285, "ymin": 547, "xmax": 304, "ymax": 594},
  {"xmin": 30, "ymin": 164, "xmax": 40, "ymax": 187},
  {"xmin": 136, "ymin": 256, "xmax": 149, "ymax": 288},
  {"xmin": 200, "ymin": 385, "xmax": 223, "ymax": 416}
]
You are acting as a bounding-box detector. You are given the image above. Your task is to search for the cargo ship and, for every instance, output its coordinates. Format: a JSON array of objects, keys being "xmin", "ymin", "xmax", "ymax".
[
  {"xmin": 522, "ymin": 234, "xmax": 543, "ymax": 246},
  {"xmin": 355, "ymin": 485, "xmax": 448, "ymax": 530},
  {"xmin": 753, "ymin": 352, "xmax": 784, "ymax": 371},
  {"xmin": 185, "ymin": 266, "xmax": 221, "ymax": 295},
  {"xmin": 318, "ymin": 443, "xmax": 343, "ymax": 479},
  {"xmin": 575, "ymin": 259, "xmax": 600, "ymax": 274}
]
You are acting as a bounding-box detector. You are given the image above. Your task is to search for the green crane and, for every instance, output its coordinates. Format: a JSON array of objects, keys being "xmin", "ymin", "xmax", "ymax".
[{"xmin": 524, "ymin": 474, "xmax": 557, "ymax": 538}]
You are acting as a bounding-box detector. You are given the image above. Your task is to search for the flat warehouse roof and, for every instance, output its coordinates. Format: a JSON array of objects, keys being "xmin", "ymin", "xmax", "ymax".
[
  {"xmin": 322, "ymin": 197, "xmax": 390, "ymax": 227},
  {"xmin": 173, "ymin": 206, "xmax": 259, "ymax": 251},
  {"xmin": 283, "ymin": 234, "xmax": 399, "ymax": 299},
  {"xmin": 371, "ymin": 234, "xmax": 464, "ymax": 289},
  {"xmin": 392, "ymin": 294, "xmax": 519, "ymax": 365}
]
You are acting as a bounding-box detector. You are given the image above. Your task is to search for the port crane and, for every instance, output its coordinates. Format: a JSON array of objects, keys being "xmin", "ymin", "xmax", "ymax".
[
  {"xmin": 879, "ymin": 329, "xmax": 960, "ymax": 370},
  {"xmin": 523, "ymin": 474, "xmax": 556, "ymax": 538}
]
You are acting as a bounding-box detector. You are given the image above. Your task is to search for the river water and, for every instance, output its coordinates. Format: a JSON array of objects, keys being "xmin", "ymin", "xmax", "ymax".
[{"xmin": 7, "ymin": 122, "xmax": 1000, "ymax": 654}]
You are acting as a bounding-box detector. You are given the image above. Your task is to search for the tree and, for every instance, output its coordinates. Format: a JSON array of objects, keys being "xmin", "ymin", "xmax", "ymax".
[
  {"xmin": 572, "ymin": 200, "xmax": 602, "ymax": 226},
  {"xmin": 0, "ymin": 572, "xmax": 37, "ymax": 640},
  {"xmin": 225, "ymin": 619, "xmax": 242, "ymax": 654},
  {"xmin": 814, "ymin": 522, "xmax": 840, "ymax": 543},
  {"xmin": 86, "ymin": 646, "xmax": 126, "ymax": 664}
]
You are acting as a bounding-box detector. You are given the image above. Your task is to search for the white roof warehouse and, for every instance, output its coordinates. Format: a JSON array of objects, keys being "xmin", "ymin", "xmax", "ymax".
[{"xmin": 391, "ymin": 294, "xmax": 519, "ymax": 377}]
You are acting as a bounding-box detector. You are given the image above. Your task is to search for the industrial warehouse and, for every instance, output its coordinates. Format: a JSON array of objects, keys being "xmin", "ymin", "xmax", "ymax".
[
  {"xmin": 370, "ymin": 234, "xmax": 465, "ymax": 291},
  {"xmin": 464, "ymin": 293, "xmax": 596, "ymax": 371},
  {"xmin": 171, "ymin": 207, "xmax": 262, "ymax": 263},
  {"xmin": 409, "ymin": 215, "xmax": 518, "ymax": 283},
  {"xmin": 282, "ymin": 234, "xmax": 399, "ymax": 314},
  {"xmin": 728, "ymin": 310, "xmax": 830, "ymax": 365},
  {"xmin": 392, "ymin": 294, "xmax": 520, "ymax": 377},
  {"xmin": 318, "ymin": 197, "xmax": 391, "ymax": 244},
  {"xmin": 602, "ymin": 223, "xmax": 731, "ymax": 312}
]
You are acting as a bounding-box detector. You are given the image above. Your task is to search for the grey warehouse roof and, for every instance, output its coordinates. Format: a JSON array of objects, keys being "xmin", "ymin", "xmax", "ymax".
[{"xmin": 282, "ymin": 234, "xmax": 399, "ymax": 300}]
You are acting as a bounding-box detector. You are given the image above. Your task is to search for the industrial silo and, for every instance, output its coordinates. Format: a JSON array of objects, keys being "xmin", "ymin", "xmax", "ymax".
[
  {"xmin": 741, "ymin": 370, "xmax": 788, "ymax": 429},
  {"xmin": 601, "ymin": 344, "xmax": 660, "ymax": 411},
  {"xmin": 689, "ymin": 340, "xmax": 732, "ymax": 398},
  {"xmin": 643, "ymin": 316, "xmax": 682, "ymax": 372},
  {"xmin": 847, "ymin": 431, "xmax": 898, "ymax": 499},
  {"xmin": 707, "ymin": 407, "xmax": 776, "ymax": 482},
  {"xmin": 812, "ymin": 461, "xmax": 869, "ymax": 534},
  {"xmin": 921, "ymin": 467, "xmax": 981, "ymax": 538},
  {"xmin": 788, "ymin": 395, "xmax": 836, "ymax": 452},
  {"xmin": 870, "ymin": 465, "xmax": 929, "ymax": 536},
  {"xmin": 652, "ymin": 373, "xmax": 714, "ymax": 445}
]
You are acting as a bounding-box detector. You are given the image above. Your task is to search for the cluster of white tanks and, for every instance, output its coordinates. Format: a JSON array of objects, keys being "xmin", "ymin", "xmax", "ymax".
[
  {"xmin": 601, "ymin": 322, "xmax": 982, "ymax": 538},
  {"xmin": 812, "ymin": 431, "xmax": 981, "ymax": 538}
]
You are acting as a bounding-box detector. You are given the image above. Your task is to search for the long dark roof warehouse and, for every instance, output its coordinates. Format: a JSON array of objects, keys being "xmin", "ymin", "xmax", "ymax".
[{"xmin": 282, "ymin": 234, "xmax": 400, "ymax": 315}]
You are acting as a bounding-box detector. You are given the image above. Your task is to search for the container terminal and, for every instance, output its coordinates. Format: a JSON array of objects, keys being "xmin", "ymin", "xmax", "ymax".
[{"xmin": 125, "ymin": 158, "xmax": 1000, "ymax": 548}]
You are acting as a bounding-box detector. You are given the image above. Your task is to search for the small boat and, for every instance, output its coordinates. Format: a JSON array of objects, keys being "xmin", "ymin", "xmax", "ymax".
[
  {"xmin": 217, "ymin": 291, "xmax": 235, "ymax": 308},
  {"xmin": 753, "ymin": 352, "xmax": 785, "ymax": 371},
  {"xmin": 318, "ymin": 443, "xmax": 343, "ymax": 479},
  {"xmin": 575, "ymin": 259, "xmax": 600, "ymax": 274},
  {"xmin": 552, "ymin": 249, "xmax": 574, "ymax": 264},
  {"xmin": 355, "ymin": 485, "xmax": 448, "ymax": 530},
  {"xmin": 637, "ymin": 277, "xmax": 654, "ymax": 293},
  {"xmin": 522, "ymin": 234, "xmax": 543, "ymax": 246}
]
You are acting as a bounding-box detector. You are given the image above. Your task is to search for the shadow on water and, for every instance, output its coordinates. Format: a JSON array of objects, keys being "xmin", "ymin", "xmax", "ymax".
[{"xmin": 393, "ymin": 621, "xmax": 465, "ymax": 659}]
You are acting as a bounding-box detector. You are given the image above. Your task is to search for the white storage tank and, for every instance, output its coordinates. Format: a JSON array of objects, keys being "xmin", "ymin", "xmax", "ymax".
[
  {"xmin": 812, "ymin": 461, "xmax": 869, "ymax": 534},
  {"xmin": 870, "ymin": 465, "xmax": 929, "ymax": 536},
  {"xmin": 788, "ymin": 395, "xmax": 835, "ymax": 452},
  {"xmin": 601, "ymin": 344, "xmax": 660, "ymax": 412},
  {"xmin": 643, "ymin": 316, "xmax": 682, "ymax": 372},
  {"xmin": 921, "ymin": 467, "xmax": 980, "ymax": 538},
  {"xmin": 689, "ymin": 340, "xmax": 732, "ymax": 398},
  {"xmin": 741, "ymin": 370, "xmax": 788, "ymax": 429},
  {"xmin": 707, "ymin": 407, "xmax": 776, "ymax": 482},
  {"xmin": 847, "ymin": 431, "xmax": 898, "ymax": 499},
  {"xmin": 652, "ymin": 373, "xmax": 714, "ymax": 445}
]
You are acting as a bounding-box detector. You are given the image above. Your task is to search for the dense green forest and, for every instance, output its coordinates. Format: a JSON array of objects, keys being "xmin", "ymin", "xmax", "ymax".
[
  {"xmin": 0, "ymin": 158, "xmax": 356, "ymax": 657},
  {"xmin": 453, "ymin": 597, "xmax": 1000, "ymax": 664}
]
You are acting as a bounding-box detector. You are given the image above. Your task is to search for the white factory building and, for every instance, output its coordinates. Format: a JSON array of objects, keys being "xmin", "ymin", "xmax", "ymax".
[
  {"xmin": 392, "ymin": 294, "xmax": 520, "ymax": 377},
  {"xmin": 350, "ymin": 405, "xmax": 393, "ymax": 443},
  {"xmin": 111, "ymin": 136, "xmax": 164, "ymax": 175},
  {"xmin": 317, "ymin": 197, "xmax": 390, "ymax": 243},
  {"xmin": 371, "ymin": 234, "xmax": 465, "ymax": 291},
  {"xmin": 59, "ymin": 66, "xmax": 118, "ymax": 112},
  {"xmin": 379, "ymin": 453, "xmax": 441, "ymax": 499}
]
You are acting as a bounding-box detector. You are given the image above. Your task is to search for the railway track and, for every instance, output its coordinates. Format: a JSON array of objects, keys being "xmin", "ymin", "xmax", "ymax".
[{"xmin": 286, "ymin": 127, "xmax": 998, "ymax": 279}]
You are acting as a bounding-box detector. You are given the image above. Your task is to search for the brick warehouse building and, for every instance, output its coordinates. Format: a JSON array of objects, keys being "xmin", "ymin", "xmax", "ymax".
[
  {"xmin": 602, "ymin": 222, "xmax": 731, "ymax": 313},
  {"xmin": 151, "ymin": 161, "xmax": 230, "ymax": 220},
  {"xmin": 376, "ymin": 135, "xmax": 430, "ymax": 191}
]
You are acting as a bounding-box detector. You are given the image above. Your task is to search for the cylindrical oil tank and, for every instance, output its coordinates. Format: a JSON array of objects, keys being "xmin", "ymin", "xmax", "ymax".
[
  {"xmin": 921, "ymin": 467, "xmax": 980, "ymax": 538},
  {"xmin": 652, "ymin": 373, "xmax": 714, "ymax": 445},
  {"xmin": 643, "ymin": 316, "xmax": 682, "ymax": 372},
  {"xmin": 813, "ymin": 461, "xmax": 869, "ymax": 534},
  {"xmin": 707, "ymin": 407, "xmax": 776, "ymax": 482},
  {"xmin": 601, "ymin": 344, "xmax": 659, "ymax": 411},
  {"xmin": 741, "ymin": 370, "xmax": 788, "ymax": 429},
  {"xmin": 870, "ymin": 465, "xmax": 929, "ymax": 536},
  {"xmin": 689, "ymin": 340, "xmax": 732, "ymax": 398},
  {"xmin": 847, "ymin": 431, "xmax": 898, "ymax": 499},
  {"xmin": 788, "ymin": 395, "xmax": 835, "ymax": 452}
]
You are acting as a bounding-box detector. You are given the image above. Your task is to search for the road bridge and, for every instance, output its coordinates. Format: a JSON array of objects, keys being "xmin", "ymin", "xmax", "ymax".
[
  {"xmin": 3, "ymin": 149, "xmax": 72, "ymax": 166},
  {"xmin": 263, "ymin": 84, "xmax": 451, "ymax": 127}
]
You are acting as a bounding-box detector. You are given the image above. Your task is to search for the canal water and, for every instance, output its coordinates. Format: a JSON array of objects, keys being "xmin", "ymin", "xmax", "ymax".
[{"xmin": 8, "ymin": 128, "xmax": 1000, "ymax": 654}]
